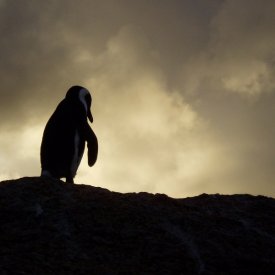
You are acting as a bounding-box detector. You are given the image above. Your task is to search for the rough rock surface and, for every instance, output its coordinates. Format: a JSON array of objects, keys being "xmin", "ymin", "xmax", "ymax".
[{"xmin": 0, "ymin": 177, "xmax": 274, "ymax": 274}]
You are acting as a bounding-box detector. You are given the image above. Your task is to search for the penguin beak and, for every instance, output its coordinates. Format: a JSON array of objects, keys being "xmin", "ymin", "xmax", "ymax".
[{"xmin": 88, "ymin": 110, "xmax": 93, "ymax": 123}]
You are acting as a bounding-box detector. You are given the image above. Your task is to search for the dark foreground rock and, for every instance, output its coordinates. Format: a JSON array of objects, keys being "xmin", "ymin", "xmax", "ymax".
[{"xmin": 0, "ymin": 177, "xmax": 274, "ymax": 275}]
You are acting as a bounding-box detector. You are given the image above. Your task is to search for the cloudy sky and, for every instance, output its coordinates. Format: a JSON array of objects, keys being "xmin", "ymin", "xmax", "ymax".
[{"xmin": 0, "ymin": 0, "xmax": 274, "ymax": 198}]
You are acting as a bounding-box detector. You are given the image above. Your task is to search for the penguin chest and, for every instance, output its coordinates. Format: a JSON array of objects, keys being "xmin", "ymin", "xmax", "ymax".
[{"xmin": 71, "ymin": 130, "xmax": 85, "ymax": 177}]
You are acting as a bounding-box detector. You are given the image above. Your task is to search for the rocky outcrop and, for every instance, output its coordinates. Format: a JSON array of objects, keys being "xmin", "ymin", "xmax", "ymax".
[{"xmin": 0, "ymin": 177, "xmax": 274, "ymax": 274}]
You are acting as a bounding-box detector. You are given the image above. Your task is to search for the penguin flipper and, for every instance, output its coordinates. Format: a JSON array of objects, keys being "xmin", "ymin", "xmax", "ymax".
[{"xmin": 86, "ymin": 126, "xmax": 98, "ymax": 167}]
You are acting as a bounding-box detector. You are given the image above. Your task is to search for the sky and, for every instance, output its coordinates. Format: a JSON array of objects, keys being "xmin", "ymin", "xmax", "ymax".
[{"xmin": 0, "ymin": 0, "xmax": 274, "ymax": 198}]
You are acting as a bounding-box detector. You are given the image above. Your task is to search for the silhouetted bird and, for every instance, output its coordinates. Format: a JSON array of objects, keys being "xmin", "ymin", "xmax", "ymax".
[{"xmin": 40, "ymin": 85, "xmax": 98, "ymax": 183}]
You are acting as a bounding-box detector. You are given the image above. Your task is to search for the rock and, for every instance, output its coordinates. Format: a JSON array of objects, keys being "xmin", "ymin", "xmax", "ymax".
[{"xmin": 0, "ymin": 177, "xmax": 274, "ymax": 274}]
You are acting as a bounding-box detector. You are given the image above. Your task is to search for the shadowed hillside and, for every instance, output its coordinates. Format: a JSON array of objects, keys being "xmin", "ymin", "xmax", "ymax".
[{"xmin": 0, "ymin": 177, "xmax": 274, "ymax": 274}]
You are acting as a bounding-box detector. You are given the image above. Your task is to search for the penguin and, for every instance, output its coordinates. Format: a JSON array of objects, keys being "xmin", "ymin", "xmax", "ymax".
[{"xmin": 40, "ymin": 85, "xmax": 98, "ymax": 183}]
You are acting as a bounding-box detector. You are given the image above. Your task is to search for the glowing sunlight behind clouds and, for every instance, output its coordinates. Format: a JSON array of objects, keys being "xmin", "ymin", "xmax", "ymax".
[{"xmin": 76, "ymin": 26, "xmax": 209, "ymax": 197}]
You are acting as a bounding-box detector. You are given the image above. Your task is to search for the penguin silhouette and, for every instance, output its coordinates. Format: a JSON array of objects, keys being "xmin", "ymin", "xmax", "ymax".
[{"xmin": 40, "ymin": 85, "xmax": 98, "ymax": 183}]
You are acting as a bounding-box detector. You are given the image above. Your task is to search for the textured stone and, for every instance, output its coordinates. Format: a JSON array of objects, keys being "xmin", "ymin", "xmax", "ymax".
[{"xmin": 0, "ymin": 177, "xmax": 274, "ymax": 274}]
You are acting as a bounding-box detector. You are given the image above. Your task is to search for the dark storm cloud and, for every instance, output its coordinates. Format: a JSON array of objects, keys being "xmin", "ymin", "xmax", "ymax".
[
  {"xmin": 0, "ymin": 0, "xmax": 222, "ymax": 127},
  {"xmin": 0, "ymin": 0, "xmax": 274, "ymax": 197},
  {"xmin": 0, "ymin": 1, "xmax": 72, "ymax": 126}
]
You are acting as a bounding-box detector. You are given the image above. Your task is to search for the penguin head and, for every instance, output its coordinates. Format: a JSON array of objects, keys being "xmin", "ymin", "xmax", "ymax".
[{"xmin": 66, "ymin": 85, "xmax": 93, "ymax": 123}]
